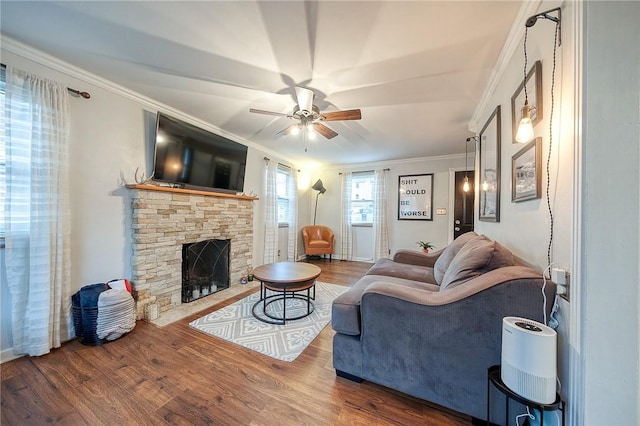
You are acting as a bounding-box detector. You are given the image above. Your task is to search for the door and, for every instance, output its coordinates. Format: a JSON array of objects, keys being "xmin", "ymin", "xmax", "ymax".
[{"xmin": 453, "ymin": 171, "xmax": 475, "ymax": 239}]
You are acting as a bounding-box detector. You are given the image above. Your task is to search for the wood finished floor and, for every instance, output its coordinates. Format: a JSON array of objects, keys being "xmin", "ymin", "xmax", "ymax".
[{"xmin": 1, "ymin": 259, "xmax": 471, "ymax": 426}]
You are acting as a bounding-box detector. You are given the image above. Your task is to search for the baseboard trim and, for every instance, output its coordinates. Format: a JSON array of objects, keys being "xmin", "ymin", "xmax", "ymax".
[{"xmin": 1, "ymin": 347, "xmax": 21, "ymax": 364}]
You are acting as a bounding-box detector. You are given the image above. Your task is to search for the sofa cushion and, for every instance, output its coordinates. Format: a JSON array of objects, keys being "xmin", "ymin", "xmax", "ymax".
[
  {"xmin": 332, "ymin": 275, "xmax": 440, "ymax": 336},
  {"xmin": 440, "ymin": 235, "xmax": 514, "ymax": 290},
  {"xmin": 433, "ymin": 231, "xmax": 478, "ymax": 284},
  {"xmin": 366, "ymin": 258, "xmax": 437, "ymax": 284}
]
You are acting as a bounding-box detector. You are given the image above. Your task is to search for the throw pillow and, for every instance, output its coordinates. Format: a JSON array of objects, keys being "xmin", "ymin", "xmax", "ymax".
[
  {"xmin": 440, "ymin": 235, "xmax": 514, "ymax": 290},
  {"xmin": 433, "ymin": 231, "xmax": 477, "ymax": 285}
]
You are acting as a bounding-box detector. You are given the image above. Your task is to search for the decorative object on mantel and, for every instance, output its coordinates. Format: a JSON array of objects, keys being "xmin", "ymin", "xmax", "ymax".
[
  {"xmin": 417, "ymin": 241, "xmax": 435, "ymax": 253},
  {"xmin": 134, "ymin": 167, "xmax": 155, "ymax": 185}
]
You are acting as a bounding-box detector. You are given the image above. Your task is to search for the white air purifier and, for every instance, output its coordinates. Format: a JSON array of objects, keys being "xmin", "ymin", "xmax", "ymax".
[{"xmin": 501, "ymin": 316, "xmax": 557, "ymax": 404}]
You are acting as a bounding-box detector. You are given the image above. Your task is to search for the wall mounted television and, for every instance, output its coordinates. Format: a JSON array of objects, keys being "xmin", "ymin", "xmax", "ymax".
[{"xmin": 152, "ymin": 112, "xmax": 247, "ymax": 194}]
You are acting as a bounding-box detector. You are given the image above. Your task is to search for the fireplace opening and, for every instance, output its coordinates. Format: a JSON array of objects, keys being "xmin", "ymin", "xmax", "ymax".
[{"xmin": 182, "ymin": 239, "xmax": 230, "ymax": 303}]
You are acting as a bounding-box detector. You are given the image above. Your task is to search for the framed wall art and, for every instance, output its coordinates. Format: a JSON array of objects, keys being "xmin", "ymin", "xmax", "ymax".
[
  {"xmin": 512, "ymin": 137, "xmax": 542, "ymax": 202},
  {"xmin": 510, "ymin": 60, "xmax": 543, "ymax": 143},
  {"xmin": 479, "ymin": 105, "xmax": 501, "ymax": 222},
  {"xmin": 398, "ymin": 173, "xmax": 433, "ymax": 221}
]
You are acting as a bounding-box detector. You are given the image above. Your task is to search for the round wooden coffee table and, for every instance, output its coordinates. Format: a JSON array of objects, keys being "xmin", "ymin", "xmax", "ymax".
[{"xmin": 251, "ymin": 262, "xmax": 321, "ymax": 325}]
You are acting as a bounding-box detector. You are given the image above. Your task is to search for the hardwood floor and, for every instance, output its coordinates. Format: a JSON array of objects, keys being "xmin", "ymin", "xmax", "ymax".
[{"xmin": 1, "ymin": 260, "xmax": 471, "ymax": 425}]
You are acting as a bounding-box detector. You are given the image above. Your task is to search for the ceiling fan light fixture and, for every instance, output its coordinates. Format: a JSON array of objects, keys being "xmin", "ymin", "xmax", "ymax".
[{"xmin": 249, "ymin": 86, "xmax": 361, "ymax": 139}]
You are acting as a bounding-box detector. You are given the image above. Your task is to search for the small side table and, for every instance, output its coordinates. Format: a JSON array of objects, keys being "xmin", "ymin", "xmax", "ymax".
[{"xmin": 487, "ymin": 365, "xmax": 565, "ymax": 426}]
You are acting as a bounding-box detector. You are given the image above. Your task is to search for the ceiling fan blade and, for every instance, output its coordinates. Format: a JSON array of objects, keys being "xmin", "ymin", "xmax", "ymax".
[
  {"xmin": 294, "ymin": 86, "xmax": 314, "ymax": 113},
  {"xmin": 313, "ymin": 123, "xmax": 338, "ymax": 139},
  {"xmin": 249, "ymin": 108, "xmax": 290, "ymax": 117},
  {"xmin": 276, "ymin": 124, "xmax": 300, "ymax": 136},
  {"xmin": 322, "ymin": 109, "xmax": 362, "ymax": 121}
]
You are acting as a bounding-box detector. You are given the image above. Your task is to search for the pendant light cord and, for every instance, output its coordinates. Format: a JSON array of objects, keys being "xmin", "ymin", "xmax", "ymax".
[
  {"xmin": 546, "ymin": 22, "xmax": 560, "ymax": 275},
  {"xmin": 523, "ymin": 27, "xmax": 529, "ymax": 105}
]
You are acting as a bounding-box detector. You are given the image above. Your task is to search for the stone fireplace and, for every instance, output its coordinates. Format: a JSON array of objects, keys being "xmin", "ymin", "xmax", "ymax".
[{"xmin": 126, "ymin": 184, "xmax": 256, "ymax": 319}]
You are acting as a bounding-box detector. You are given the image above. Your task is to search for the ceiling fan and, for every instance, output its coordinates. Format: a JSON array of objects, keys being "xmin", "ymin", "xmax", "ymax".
[{"xmin": 249, "ymin": 87, "xmax": 361, "ymax": 139}]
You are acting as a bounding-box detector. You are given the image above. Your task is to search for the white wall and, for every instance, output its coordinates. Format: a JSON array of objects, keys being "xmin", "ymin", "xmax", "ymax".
[
  {"xmin": 0, "ymin": 42, "xmax": 294, "ymax": 358},
  {"xmin": 580, "ymin": 2, "xmax": 640, "ymax": 423}
]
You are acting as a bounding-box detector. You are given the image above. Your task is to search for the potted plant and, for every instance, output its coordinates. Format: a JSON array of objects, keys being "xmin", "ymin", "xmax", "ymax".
[{"xmin": 417, "ymin": 241, "xmax": 435, "ymax": 253}]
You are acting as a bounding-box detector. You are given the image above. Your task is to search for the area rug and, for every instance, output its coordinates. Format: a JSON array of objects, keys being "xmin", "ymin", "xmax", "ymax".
[{"xmin": 189, "ymin": 281, "xmax": 347, "ymax": 362}]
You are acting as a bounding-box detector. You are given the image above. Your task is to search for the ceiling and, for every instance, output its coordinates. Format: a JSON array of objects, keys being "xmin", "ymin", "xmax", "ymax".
[{"xmin": 0, "ymin": 1, "xmax": 522, "ymax": 166}]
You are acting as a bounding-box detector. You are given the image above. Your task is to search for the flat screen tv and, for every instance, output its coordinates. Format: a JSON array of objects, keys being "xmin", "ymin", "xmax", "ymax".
[{"xmin": 152, "ymin": 113, "xmax": 247, "ymax": 193}]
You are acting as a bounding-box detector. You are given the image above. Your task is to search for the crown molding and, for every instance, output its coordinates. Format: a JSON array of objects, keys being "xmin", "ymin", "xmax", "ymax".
[
  {"xmin": 468, "ymin": 0, "xmax": 543, "ymax": 132},
  {"xmin": 0, "ymin": 35, "xmax": 295, "ymax": 165},
  {"xmin": 327, "ymin": 151, "xmax": 468, "ymax": 172}
]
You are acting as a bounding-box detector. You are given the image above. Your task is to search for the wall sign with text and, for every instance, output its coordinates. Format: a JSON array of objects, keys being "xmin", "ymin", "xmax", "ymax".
[{"xmin": 398, "ymin": 173, "xmax": 433, "ymax": 221}]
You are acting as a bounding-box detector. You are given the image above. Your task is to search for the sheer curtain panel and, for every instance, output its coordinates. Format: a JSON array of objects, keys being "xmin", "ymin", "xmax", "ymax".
[
  {"xmin": 286, "ymin": 168, "xmax": 298, "ymax": 261},
  {"xmin": 4, "ymin": 67, "xmax": 72, "ymax": 356},
  {"xmin": 263, "ymin": 160, "xmax": 278, "ymax": 264},
  {"xmin": 373, "ymin": 170, "xmax": 390, "ymax": 260},
  {"xmin": 340, "ymin": 172, "xmax": 353, "ymax": 261}
]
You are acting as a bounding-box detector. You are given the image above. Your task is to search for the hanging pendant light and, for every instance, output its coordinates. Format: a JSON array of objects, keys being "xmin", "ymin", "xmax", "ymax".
[
  {"xmin": 463, "ymin": 137, "xmax": 477, "ymax": 192},
  {"xmin": 463, "ymin": 137, "xmax": 471, "ymax": 192},
  {"xmin": 516, "ymin": 26, "xmax": 535, "ymax": 144},
  {"xmin": 516, "ymin": 102, "xmax": 535, "ymax": 143}
]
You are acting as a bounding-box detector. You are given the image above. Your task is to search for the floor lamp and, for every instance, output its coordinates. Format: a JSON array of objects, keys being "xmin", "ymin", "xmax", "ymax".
[{"xmin": 312, "ymin": 179, "xmax": 326, "ymax": 225}]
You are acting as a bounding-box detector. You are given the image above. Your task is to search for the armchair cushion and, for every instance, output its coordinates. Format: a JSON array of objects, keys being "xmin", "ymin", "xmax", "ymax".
[
  {"xmin": 433, "ymin": 231, "xmax": 477, "ymax": 284},
  {"xmin": 302, "ymin": 225, "xmax": 335, "ymax": 256},
  {"xmin": 440, "ymin": 235, "xmax": 514, "ymax": 290}
]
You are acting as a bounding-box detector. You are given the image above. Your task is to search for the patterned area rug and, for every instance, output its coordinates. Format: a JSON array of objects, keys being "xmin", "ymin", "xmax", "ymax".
[{"xmin": 189, "ymin": 281, "xmax": 347, "ymax": 362}]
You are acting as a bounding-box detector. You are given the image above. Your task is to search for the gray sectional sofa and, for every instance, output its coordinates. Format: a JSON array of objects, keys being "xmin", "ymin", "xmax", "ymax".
[{"xmin": 331, "ymin": 232, "xmax": 556, "ymax": 420}]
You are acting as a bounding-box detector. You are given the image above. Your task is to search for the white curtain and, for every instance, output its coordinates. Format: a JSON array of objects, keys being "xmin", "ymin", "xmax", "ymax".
[
  {"xmin": 263, "ymin": 160, "xmax": 278, "ymax": 264},
  {"xmin": 373, "ymin": 170, "xmax": 390, "ymax": 260},
  {"xmin": 4, "ymin": 66, "xmax": 72, "ymax": 356},
  {"xmin": 286, "ymin": 168, "xmax": 298, "ymax": 261},
  {"xmin": 340, "ymin": 172, "xmax": 353, "ymax": 261}
]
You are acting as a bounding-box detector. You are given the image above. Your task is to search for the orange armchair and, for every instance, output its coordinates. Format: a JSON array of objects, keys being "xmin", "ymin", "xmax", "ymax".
[{"xmin": 302, "ymin": 225, "xmax": 335, "ymax": 261}]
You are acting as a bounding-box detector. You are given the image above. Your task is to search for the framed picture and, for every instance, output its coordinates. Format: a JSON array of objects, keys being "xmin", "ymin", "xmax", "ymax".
[
  {"xmin": 398, "ymin": 174, "xmax": 433, "ymax": 221},
  {"xmin": 511, "ymin": 60, "xmax": 542, "ymax": 143},
  {"xmin": 479, "ymin": 105, "xmax": 501, "ymax": 222},
  {"xmin": 512, "ymin": 137, "xmax": 542, "ymax": 202}
]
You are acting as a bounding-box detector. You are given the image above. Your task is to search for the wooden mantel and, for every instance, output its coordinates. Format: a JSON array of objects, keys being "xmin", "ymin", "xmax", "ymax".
[{"xmin": 125, "ymin": 184, "xmax": 258, "ymax": 200}]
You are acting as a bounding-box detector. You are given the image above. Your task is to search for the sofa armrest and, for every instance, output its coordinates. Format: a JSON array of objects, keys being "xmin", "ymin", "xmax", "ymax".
[{"xmin": 392, "ymin": 249, "xmax": 443, "ymax": 267}]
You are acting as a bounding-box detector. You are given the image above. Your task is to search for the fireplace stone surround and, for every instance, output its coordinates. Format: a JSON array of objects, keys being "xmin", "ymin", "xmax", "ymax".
[{"xmin": 126, "ymin": 184, "xmax": 257, "ymax": 320}]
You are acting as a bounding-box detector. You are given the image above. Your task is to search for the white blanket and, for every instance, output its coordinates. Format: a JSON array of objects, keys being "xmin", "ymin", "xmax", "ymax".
[{"xmin": 96, "ymin": 289, "xmax": 136, "ymax": 341}]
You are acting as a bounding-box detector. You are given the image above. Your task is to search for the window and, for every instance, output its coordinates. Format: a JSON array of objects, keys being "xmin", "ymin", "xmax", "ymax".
[
  {"xmin": 351, "ymin": 172, "xmax": 375, "ymax": 224},
  {"xmin": 0, "ymin": 65, "xmax": 5, "ymax": 238},
  {"xmin": 276, "ymin": 165, "xmax": 291, "ymax": 225}
]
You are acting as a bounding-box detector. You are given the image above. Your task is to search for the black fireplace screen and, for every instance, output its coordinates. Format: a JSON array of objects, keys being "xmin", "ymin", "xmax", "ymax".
[{"xmin": 182, "ymin": 239, "xmax": 230, "ymax": 303}]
